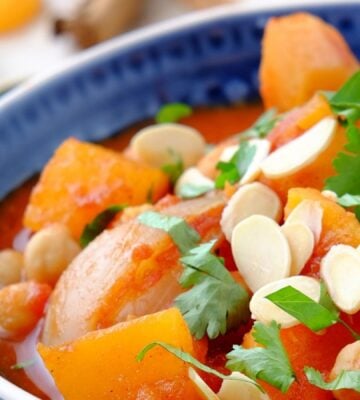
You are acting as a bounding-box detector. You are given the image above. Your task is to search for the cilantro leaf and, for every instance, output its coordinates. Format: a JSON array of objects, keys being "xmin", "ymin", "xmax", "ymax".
[
  {"xmin": 266, "ymin": 286, "xmax": 337, "ymax": 331},
  {"xmin": 161, "ymin": 150, "xmax": 184, "ymax": 184},
  {"xmin": 329, "ymin": 71, "xmax": 360, "ymax": 123},
  {"xmin": 156, "ymin": 103, "xmax": 193, "ymax": 124},
  {"xmin": 241, "ymin": 108, "xmax": 279, "ymax": 139},
  {"xmin": 176, "ymin": 241, "xmax": 250, "ymax": 339},
  {"xmin": 80, "ymin": 204, "xmax": 126, "ymax": 247},
  {"xmin": 138, "ymin": 211, "xmax": 199, "ymax": 255},
  {"xmin": 226, "ymin": 321, "xmax": 296, "ymax": 393},
  {"xmin": 215, "ymin": 141, "xmax": 256, "ymax": 189},
  {"xmin": 305, "ymin": 367, "xmax": 360, "ymax": 392},
  {"xmin": 178, "ymin": 182, "xmax": 214, "ymax": 199},
  {"xmin": 319, "ymin": 281, "xmax": 340, "ymax": 320},
  {"xmin": 337, "ymin": 193, "xmax": 360, "ymax": 207}
]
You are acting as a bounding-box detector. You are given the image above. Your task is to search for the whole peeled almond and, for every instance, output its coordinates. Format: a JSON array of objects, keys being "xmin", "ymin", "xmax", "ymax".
[
  {"xmin": 231, "ymin": 215, "xmax": 291, "ymax": 292},
  {"xmin": 320, "ymin": 244, "xmax": 360, "ymax": 314},
  {"xmin": 130, "ymin": 123, "xmax": 206, "ymax": 168},
  {"xmin": 221, "ymin": 182, "xmax": 282, "ymax": 242},
  {"xmin": 217, "ymin": 372, "xmax": 269, "ymax": 400},
  {"xmin": 285, "ymin": 200, "xmax": 323, "ymax": 243},
  {"xmin": 175, "ymin": 167, "xmax": 214, "ymax": 197},
  {"xmin": 281, "ymin": 222, "xmax": 315, "ymax": 275},
  {"xmin": 188, "ymin": 368, "xmax": 219, "ymax": 399},
  {"xmin": 261, "ymin": 117, "xmax": 337, "ymax": 179},
  {"xmin": 250, "ymin": 276, "xmax": 321, "ymax": 328}
]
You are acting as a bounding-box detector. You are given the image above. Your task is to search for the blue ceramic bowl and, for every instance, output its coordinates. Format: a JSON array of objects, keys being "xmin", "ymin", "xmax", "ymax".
[
  {"xmin": 0, "ymin": 1, "xmax": 359, "ymax": 201},
  {"xmin": 0, "ymin": 1, "xmax": 360, "ymax": 398}
]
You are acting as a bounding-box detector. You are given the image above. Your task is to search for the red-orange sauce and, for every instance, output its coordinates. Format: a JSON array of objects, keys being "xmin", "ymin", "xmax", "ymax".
[{"xmin": 0, "ymin": 104, "xmax": 262, "ymax": 250}]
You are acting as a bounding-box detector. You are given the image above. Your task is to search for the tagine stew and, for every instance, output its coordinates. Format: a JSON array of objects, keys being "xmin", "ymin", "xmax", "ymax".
[{"xmin": 0, "ymin": 12, "xmax": 360, "ymax": 400}]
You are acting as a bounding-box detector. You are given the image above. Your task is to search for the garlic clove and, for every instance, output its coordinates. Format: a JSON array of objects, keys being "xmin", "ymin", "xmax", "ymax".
[
  {"xmin": 130, "ymin": 123, "xmax": 206, "ymax": 169},
  {"xmin": 285, "ymin": 200, "xmax": 323, "ymax": 243},
  {"xmin": 261, "ymin": 117, "xmax": 337, "ymax": 179},
  {"xmin": 231, "ymin": 215, "xmax": 291, "ymax": 292},
  {"xmin": 281, "ymin": 222, "xmax": 315, "ymax": 275},
  {"xmin": 221, "ymin": 182, "xmax": 282, "ymax": 242},
  {"xmin": 320, "ymin": 244, "xmax": 360, "ymax": 315},
  {"xmin": 250, "ymin": 276, "xmax": 321, "ymax": 328}
]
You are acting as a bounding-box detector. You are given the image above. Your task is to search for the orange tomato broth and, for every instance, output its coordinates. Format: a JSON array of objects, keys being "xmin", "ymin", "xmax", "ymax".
[{"xmin": 0, "ymin": 104, "xmax": 263, "ymax": 396}]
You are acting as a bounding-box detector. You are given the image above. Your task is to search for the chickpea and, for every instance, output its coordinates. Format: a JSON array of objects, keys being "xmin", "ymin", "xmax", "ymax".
[
  {"xmin": 24, "ymin": 224, "xmax": 81, "ymax": 286},
  {"xmin": 0, "ymin": 249, "xmax": 23, "ymax": 288},
  {"xmin": 330, "ymin": 341, "xmax": 360, "ymax": 400}
]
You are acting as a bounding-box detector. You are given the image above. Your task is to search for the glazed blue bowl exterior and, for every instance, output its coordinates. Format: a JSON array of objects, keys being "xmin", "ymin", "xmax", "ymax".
[{"xmin": 0, "ymin": 1, "xmax": 359, "ymax": 200}]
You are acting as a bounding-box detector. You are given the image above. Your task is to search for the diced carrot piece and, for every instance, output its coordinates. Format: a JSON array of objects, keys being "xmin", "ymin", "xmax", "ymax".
[
  {"xmin": 38, "ymin": 308, "xmax": 204, "ymax": 400},
  {"xmin": 267, "ymin": 94, "xmax": 333, "ymax": 151},
  {"xmin": 285, "ymin": 188, "xmax": 360, "ymax": 275},
  {"xmin": 242, "ymin": 323, "xmax": 353, "ymax": 400},
  {"xmin": 0, "ymin": 281, "xmax": 51, "ymax": 340},
  {"xmin": 259, "ymin": 125, "xmax": 347, "ymax": 203},
  {"xmin": 24, "ymin": 138, "xmax": 169, "ymax": 239},
  {"xmin": 260, "ymin": 13, "xmax": 359, "ymax": 111}
]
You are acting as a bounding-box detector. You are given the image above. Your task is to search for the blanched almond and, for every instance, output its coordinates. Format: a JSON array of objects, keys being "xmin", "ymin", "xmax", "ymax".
[
  {"xmin": 219, "ymin": 140, "xmax": 271, "ymax": 185},
  {"xmin": 285, "ymin": 200, "xmax": 323, "ymax": 243},
  {"xmin": 175, "ymin": 167, "xmax": 214, "ymax": 196},
  {"xmin": 221, "ymin": 182, "xmax": 282, "ymax": 241},
  {"xmin": 130, "ymin": 123, "xmax": 206, "ymax": 168},
  {"xmin": 231, "ymin": 215, "xmax": 291, "ymax": 292},
  {"xmin": 188, "ymin": 368, "xmax": 219, "ymax": 400},
  {"xmin": 330, "ymin": 341, "xmax": 360, "ymax": 381},
  {"xmin": 250, "ymin": 276, "xmax": 321, "ymax": 328},
  {"xmin": 217, "ymin": 372, "xmax": 269, "ymax": 400},
  {"xmin": 321, "ymin": 190, "xmax": 338, "ymax": 202},
  {"xmin": 320, "ymin": 244, "xmax": 360, "ymax": 314},
  {"xmin": 261, "ymin": 117, "xmax": 337, "ymax": 179},
  {"xmin": 281, "ymin": 222, "xmax": 315, "ymax": 275}
]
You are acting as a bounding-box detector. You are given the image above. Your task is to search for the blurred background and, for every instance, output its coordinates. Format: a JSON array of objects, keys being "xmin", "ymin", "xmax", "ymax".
[{"xmin": 0, "ymin": 0, "xmax": 243, "ymax": 92}]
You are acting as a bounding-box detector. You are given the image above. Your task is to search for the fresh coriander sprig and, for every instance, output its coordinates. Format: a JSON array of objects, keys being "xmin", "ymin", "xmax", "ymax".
[
  {"xmin": 240, "ymin": 108, "xmax": 279, "ymax": 139},
  {"xmin": 137, "ymin": 341, "xmax": 264, "ymax": 392},
  {"xmin": 138, "ymin": 211, "xmax": 250, "ymax": 339},
  {"xmin": 161, "ymin": 149, "xmax": 184, "ymax": 185},
  {"xmin": 80, "ymin": 204, "xmax": 126, "ymax": 247},
  {"xmin": 266, "ymin": 285, "xmax": 360, "ymax": 340},
  {"xmin": 156, "ymin": 103, "xmax": 193, "ymax": 124},
  {"xmin": 226, "ymin": 321, "xmax": 296, "ymax": 393},
  {"xmin": 304, "ymin": 367, "xmax": 360, "ymax": 392},
  {"xmin": 215, "ymin": 141, "xmax": 256, "ymax": 189}
]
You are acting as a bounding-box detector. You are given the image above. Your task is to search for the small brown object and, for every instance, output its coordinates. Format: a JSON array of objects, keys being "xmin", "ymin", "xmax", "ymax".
[{"xmin": 56, "ymin": 0, "xmax": 143, "ymax": 48}]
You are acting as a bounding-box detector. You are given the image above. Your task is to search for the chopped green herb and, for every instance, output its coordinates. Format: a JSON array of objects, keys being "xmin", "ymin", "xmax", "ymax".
[
  {"xmin": 176, "ymin": 241, "xmax": 250, "ymax": 339},
  {"xmin": 178, "ymin": 182, "xmax": 214, "ymax": 199},
  {"xmin": 241, "ymin": 108, "xmax": 279, "ymax": 139},
  {"xmin": 305, "ymin": 367, "xmax": 360, "ymax": 392},
  {"xmin": 80, "ymin": 204, "xmax": 126, "ymax": 247},
  {"xmin": 226, "ymin": 321, "xmax": 296, "ymax": 393},
  {"xmin": 136, "ymin": 341, "xmax": 263, "ymax": 391},
  {"xmin": 138, "ymin": 211, "xmax": 200, "ymax": 255},
  {"xmin": 156, "ymin": 103, "xmax": 193, "ymax": 124},
  {"xmin": 329, "ymin": 71, "xmax": 360, "ymax": 123},
  {"xmin": 162, "ymin": 150, "xmax": 184, "ymax": 184},
  {"xmin": 319, "ymin": 281, "xmax": 340, "ymax": 320},
  {"xmin": 11, "ymin": 359, "xmax": 36, "ymax": 370},
  {"xmin": 215, "ymin": 141, "xmax": 256, "ymax": 189},
  {"xmin": 267, "ymin": 285, "xmax": 360, "ymax": 340},
  {"xmin": 337, "ymin": 193, "xmax": 360, "ymax": 207},
  {"xmin": 266, "ymin": 286, "xmax": 337, "ymax": 332},
  {"xmin": 138, "ymin": 213, "xmax": 250, "ymax": 339}
]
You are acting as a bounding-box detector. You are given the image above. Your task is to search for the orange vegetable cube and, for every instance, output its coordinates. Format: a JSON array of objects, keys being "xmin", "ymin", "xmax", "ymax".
[
  {"xmin": 285, "ymin": 188, "xmax": 360, "ymax": 275},
  {"xmin": 38, "ymin": 308, "xmax": 203, "ymax": 400},
  {"xmin": 24, "ymin": 138, "xmax": 169, "ymax": 239},
  {"xmin": 260, "ymin": 13, "xmax": 358, "ymax": 111}
]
